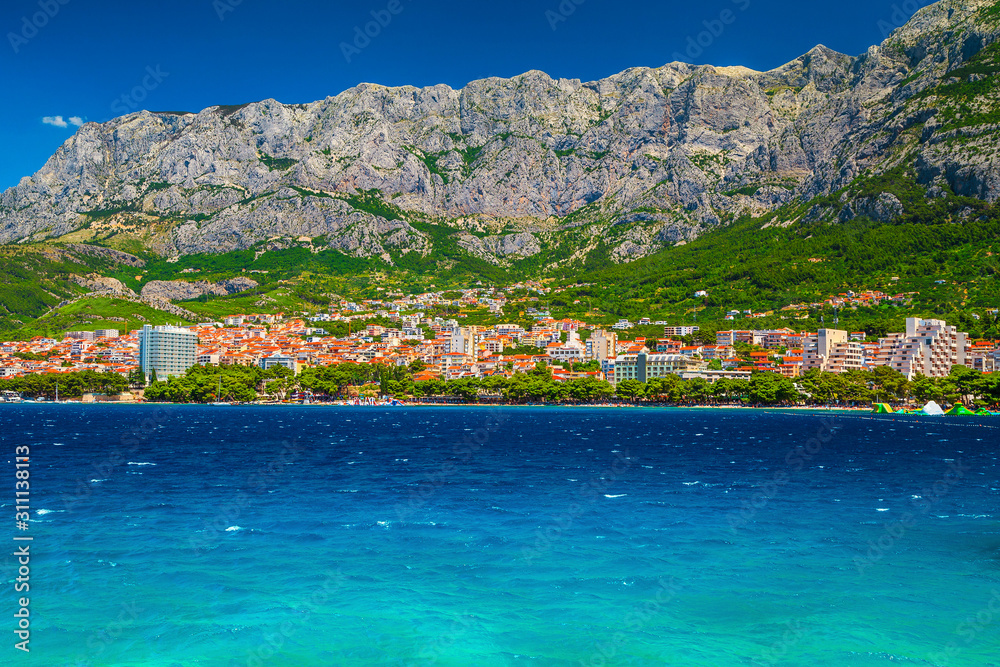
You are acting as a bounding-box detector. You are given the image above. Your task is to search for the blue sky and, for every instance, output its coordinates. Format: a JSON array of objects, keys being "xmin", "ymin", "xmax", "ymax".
[{"xmin": 0, "ymin": 0, "xmax": 932, "ymax": 190}]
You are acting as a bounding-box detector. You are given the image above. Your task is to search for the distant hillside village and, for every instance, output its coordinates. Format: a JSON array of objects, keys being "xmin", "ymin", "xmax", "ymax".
[{"xmin": 0, "ymin": 287, "xmax": 996, "ymax": 401}]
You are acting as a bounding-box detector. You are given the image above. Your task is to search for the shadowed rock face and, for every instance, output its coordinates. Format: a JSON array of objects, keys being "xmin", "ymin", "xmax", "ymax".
[
  {"xmin": 139, "ymin": 277, "xmax": 259, "ymax": 301},
  {"xmin": 2, "ymin": 0, "xmax": 999, "ymax": 264},
  {"xmin": 65, "ymin": 244, "xmax": 147, "ymax": 267}
]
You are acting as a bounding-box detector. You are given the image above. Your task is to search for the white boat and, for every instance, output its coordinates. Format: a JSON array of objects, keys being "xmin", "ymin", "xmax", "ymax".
[{"xmin": 1, "ymin": 390, "xmax": 22, "ymax": 403}]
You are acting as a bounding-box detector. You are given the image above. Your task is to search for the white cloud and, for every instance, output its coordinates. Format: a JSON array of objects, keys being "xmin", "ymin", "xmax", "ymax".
[{"xmin": 42, "ymin": 115, "xmax": 85, "ymax": 128}]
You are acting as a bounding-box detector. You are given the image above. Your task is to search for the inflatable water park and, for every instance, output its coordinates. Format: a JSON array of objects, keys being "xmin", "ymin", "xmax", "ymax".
[{"xmin": 872, "ymin": 401, "xmax": 999, "ymax": 416}]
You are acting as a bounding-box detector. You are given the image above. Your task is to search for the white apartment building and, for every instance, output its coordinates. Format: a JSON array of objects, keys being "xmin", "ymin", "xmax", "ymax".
[
  {"xmin": 104, "ymin": 351, "xmax": 133, "ymax": 364},
  {"xmin": 878, "ymin": 318, "xmax": 968, "ymax": 379},
  {"xmin": 197, "ymin": 353, "xmax": 221, "ymax": 366},
  {"xmin": 664, "ymin": 325, "xmax": 700, "ymax": 337},
  {"xmin": 680, "ymin": 369, "xmax": 752, "ymax": 383},
  {"xmin": 259, "ymin": 354, "xmax": 298, "ymax": 372},
  {"xmin": 762, "ymin": 329, "xmax": 797, "ymax": 349},
  {"xmin": 495, "ymin": 324, "xmax": 525, "ymax": 337},
  {"xmin": 614, "ymin": 352, "xmax": 704, "ymax": 383},
  {"xmin": 139, "ymin": 325, "xmax": 198, "ymax": 381},
  {"xmin": 701, "ymin": 345, "xmax": 737, "ymax": 361},
  {"xmin": 801, "ymin": 329, "xmax": 866, "ymax": 374},
  {"xmin": 446, "ymin": 327, "xmax": 479, "ymax": 356},
  {"xmin": 825, "ymin": 341, "xmax": 867, "ymax": 374},
  {"xmin": 547, "ymin": 331, "xmax": 586, "ymax": 363},
  {"xmin": 968, "ymin": 347, "xmax": 999, "ymax": 373},
  {"xmin": 587, "ymin": 330, "xmax": 618, "ymax": 362},
  {"xmin": 716, "ymin": 330, "xmax": 766, "ymax": 346},
  {"xmin": 871, "ymin": 332, "xmax": 904, "ymax": 369},
  {"xmin": 402, "ymin": 327, "xmax": 424, "ymax": 340}
]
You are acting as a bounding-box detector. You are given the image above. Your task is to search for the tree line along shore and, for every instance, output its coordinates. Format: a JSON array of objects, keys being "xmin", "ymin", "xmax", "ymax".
[{"xmin": 2, "ymin": 361, "xmax": 997, "ymax": 409}]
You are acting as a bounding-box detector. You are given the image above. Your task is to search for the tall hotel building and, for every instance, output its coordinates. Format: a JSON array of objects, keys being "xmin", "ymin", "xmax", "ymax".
[
  {"xmin": 138, "ymin": 325, "xmax": 198, "ymax": 381},
  {"xmin": 876, "ymin": 318, "xmax": 967, "ymax": 379}
]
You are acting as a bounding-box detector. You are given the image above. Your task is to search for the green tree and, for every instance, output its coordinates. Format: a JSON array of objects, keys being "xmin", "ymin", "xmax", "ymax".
[
  {"xmin": 616, "ymin": 379, "xmax": 646, "ymax": 402},
  {"xmin": 911, "ymin": 374, "xmax": 944, "ymax": 404},
  {"xmin": 749, "ymin": 372, "xmax": 799, "ymax": 405},
  {"xmin": 713, "ymin": 377, "xmax": 748, "ymax": 403},
  {"xmin": 681, "ymin": 377, "xmax": 712, "ymax": 404},
  {"xmin": 530, "ymin": 362, "xmax": 554, "ymax": 381},
  {"xmin": 449, "ymin": 378, "xmax": 482, "ymax": 401},
  {"xmin": 869, "ymin": 366, "xmax": 910, "ymax": 402},
  {"xmin": 481, "ymin": 375, "xmax": 511, "ymax": 396},
  {"xmin": 981, "ymin": 373, "xmax": 1000, "ymax": 406},
  {"xmin": 948, "ymin": 365, "xmax": 983, "ymax": 406},
  {"xmin": 127, "ymin": 367, "xmax": 146, "ymax": 388},
  {"xmin": 646, "ymin": 375, "xmax": 682, "ymax": 402},
  {"xmin": 567, "ymin": 376, "xmax": 614, "ymax": 402}
]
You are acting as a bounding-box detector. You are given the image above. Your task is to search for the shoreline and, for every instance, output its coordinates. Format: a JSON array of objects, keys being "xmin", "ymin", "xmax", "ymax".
[{"xmin": 0, "ymin": 401, "xmax": 950, "ymax": 412}]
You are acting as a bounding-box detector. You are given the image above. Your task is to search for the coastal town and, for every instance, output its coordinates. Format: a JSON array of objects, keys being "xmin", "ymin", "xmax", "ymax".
[{"xmin": 0, "ymin": 282, "xmax": 997, "ymax": 403}]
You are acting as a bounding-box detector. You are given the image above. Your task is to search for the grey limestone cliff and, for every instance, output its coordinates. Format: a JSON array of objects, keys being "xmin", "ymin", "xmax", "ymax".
[{"xmin": 2, "ymin": 0, "xmax": 998, "ymax": 265}]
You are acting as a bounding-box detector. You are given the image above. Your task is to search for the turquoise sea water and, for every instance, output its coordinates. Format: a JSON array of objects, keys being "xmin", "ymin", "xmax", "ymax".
[{"xmin": 2, "ymin": 405, "xmax": 998, "ymax": 666}]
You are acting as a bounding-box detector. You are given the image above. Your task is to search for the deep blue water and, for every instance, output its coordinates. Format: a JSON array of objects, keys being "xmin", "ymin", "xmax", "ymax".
[{"xmin": 1, "ymin": 405, "xmax": 998, "ymax": 666}]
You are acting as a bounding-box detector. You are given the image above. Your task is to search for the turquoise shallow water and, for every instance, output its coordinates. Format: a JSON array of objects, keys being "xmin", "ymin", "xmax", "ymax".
[{"xmin": 1, "ymin": 405, "xmax": 998, "ymax": 666}]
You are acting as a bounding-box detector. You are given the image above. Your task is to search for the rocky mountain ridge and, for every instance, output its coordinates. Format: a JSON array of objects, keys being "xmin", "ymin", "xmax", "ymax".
[{"xmin": 2, "ymin": 0, "xmax": 999, "ymax": 267}]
